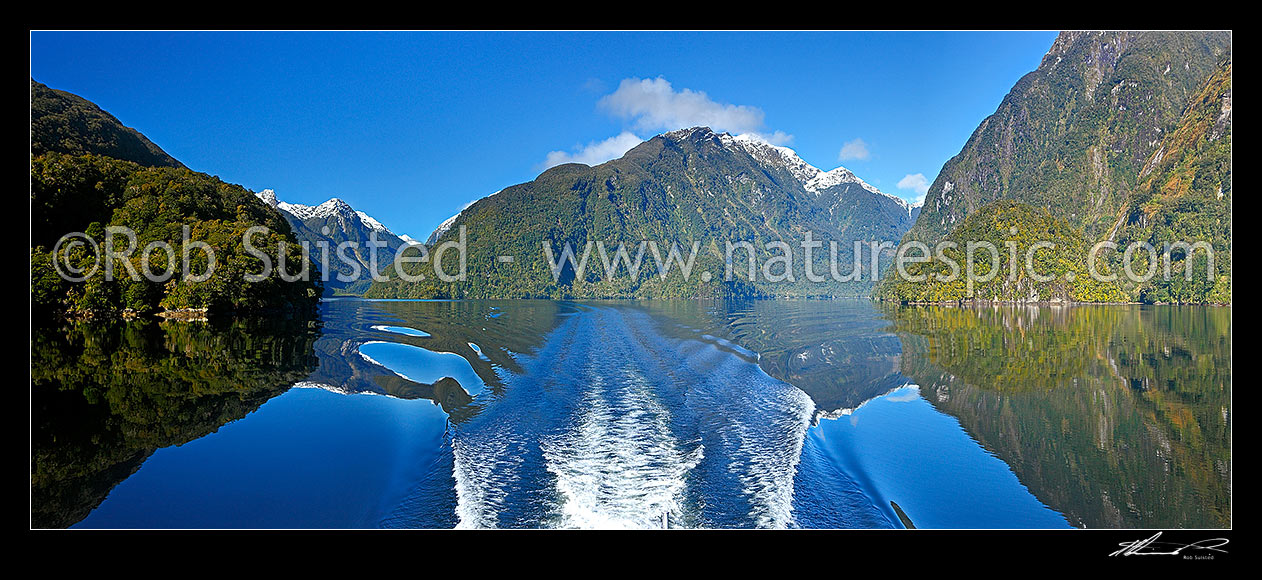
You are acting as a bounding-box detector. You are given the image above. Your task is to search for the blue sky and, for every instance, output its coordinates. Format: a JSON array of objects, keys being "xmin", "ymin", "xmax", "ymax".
[{"xmin": 31, "ymin": 31, "xmax": 1058, "ymax": 240}]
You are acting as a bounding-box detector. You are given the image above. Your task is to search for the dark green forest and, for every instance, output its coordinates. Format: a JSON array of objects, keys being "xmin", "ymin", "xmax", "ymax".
[
  {"xmin": 876, "ymin": 201, "xmax": 1127, "ymax": 303},
  {"xmin": 30, "ymin": 80, "xmax": 320, "ymax": 320}
]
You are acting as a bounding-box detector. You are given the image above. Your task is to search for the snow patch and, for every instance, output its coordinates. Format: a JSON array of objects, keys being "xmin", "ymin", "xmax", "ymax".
[
  {"xmin": 427, "ymin": 211, "xmax": 463, "ymax": 245},
  {"xmin": 255, "ymin": 189, "xmax": 278, "ymax": 208},
  {"xmin": 355, "ymin": 211, "xmax": 393, "ymax": 234},
  {"xmin": 426, "ymin": 189, "xmax": 504, "ymax": 244},
  {"xmin": 718, "ymin": 132, "xmax": 822, "ymax": 184},
  {"xmin": 256, "ymin": 189, "xmax": 399, "ymax": 237},
  {"xmin": 703, "ymin": 129, "xmax": 904, "ymax": 209}
]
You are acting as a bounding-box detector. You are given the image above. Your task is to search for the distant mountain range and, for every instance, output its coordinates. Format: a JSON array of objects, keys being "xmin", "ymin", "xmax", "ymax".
[
  {"xmin": 426, "ymin": 129, "xmax": 920, "ymax": 247},
  {"xmin": 30, "ymin": 78, "xmax": 420, "ymax": 306},
  {"xmin": 369, "ymin": 126, "xmax": 921, "ymax": 300},
  {"xmin": 254, "ymin": 189, "xmax": 411, "ymax": 294},
  {"xmin": 33, "ymin": 31, "xmax": 1228, "ymax": 307}
]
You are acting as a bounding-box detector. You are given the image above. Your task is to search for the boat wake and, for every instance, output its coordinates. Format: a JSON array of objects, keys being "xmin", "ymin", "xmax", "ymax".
[{"xmin": 375, "ymin": 304, "xmax": 883, "ymax": 529}]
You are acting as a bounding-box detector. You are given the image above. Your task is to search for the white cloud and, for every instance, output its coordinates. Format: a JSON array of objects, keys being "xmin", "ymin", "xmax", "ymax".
[
  {"xmin": 838, "ymin": 138, "xmax": 870, "ymax": 161},
  {"xmin": 597, "ymin": 77, "xmax": 771, "ymax": 136},
  {"xmin": 897, "ymin": 173, "xmax": 931, "ymax": 204},
  {"xmin": 897, "ymin": 173, "xmax": 931, "ymax": 194},
  {"xmin": 541, "ymin": 77, "xmax": 791, "ymax": 171},
  {"xmin": 542, "ymin": 131, "xmax": 644, "ymax": 170}
]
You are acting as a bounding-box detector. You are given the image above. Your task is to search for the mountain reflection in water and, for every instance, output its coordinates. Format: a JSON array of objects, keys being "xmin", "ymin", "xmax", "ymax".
[
  {"xmin": 31, "ymin": 317, "xmax": 320, "ymax": 528},
  {"xmin": 31, "ymin": 299, "xmax": 1229, "ymax": 529}
]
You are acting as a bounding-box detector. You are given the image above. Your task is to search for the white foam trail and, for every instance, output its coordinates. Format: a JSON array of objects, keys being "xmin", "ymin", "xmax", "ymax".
[
  {"xmin": 675, "ymin": 339, "xmax": 817, "ymax": 529},
  {"xmin": 729, "ymin": 385, "xmax": 814, "ymax": 528},
  {"xmin": 356, "ymin": 341, "xmax": 390, "ymax": 368},
  {"xmin": 541, "ymin": 368, "xmax": 703, "ymax": 529},
  {"xmin": 444, "ymin": 307, "xmax": 817, "ymax": 529},
  {"xmin": 452, "ymin": 423, "xmax": 524, "ymax": 529}
]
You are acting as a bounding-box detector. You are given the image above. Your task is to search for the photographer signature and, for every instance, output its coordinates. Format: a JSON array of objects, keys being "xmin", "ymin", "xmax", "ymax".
[{"xmin": 1110, "ymin": 532, "xmax": 1229, "ymax": 557}]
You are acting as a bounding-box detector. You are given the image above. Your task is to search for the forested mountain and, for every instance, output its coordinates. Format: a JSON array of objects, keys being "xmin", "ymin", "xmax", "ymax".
[
  {"xmin": 31, "ymin": 80, "xmax": 184, "ymax": 169},
  {"xmin": 883, "ymin": 31, "xmax": 1230, "ymax": 305},
  {"xmin": 904, "ymin": 31, "xmax": 1230, "ymax": 244},
  {"xmin": 366, "ymin": 127, "xmax": 920, "ymax": 299},
  {"xmin": 30, "ymin": 82, "xmax": 320, "ymax": 319},
  {"xmin": 1110, "ymin": 59, "xmax": 1231, "ymax": 304},
  {"xmin": 878, "ymin": 201, "xmax": 1127, "ymax": 303}
]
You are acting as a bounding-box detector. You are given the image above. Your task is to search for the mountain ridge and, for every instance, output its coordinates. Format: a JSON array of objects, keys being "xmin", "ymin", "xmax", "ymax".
[
  {"xmin": 31, "ymin": 79, "xmax": 184, "ymax": 169},
  {"xmin": 424, "ymin": 128, "xmax": 918, "ymax": 246},
  {"xmin": 30, "ymin": 82, "xmax": 320, "ymax": 318},
  {"xmin": 903, "ymin": 31, "xmax": 1230, "ymax": 245},
  {"xmin": 368, "ymin": 125, "xmax": 919, "ymax": 300},
  {"xmin": 880, "ymin": 31, "xmax": 1230, "ymax": 305},
  {"xmin": 254, "ymin": 189, "xmax": 410, "ymax": 294}
]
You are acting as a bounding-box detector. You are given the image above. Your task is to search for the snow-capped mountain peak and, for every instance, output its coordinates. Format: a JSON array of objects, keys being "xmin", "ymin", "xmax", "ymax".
[
  {"xmin": 814, "ymin": 170, "xmax": 919, "ymax": 216},
  {"xmin": 424, "ymin": 189, "xmax": 504, "ymax": 245},
  {"xmin": 276, "ymin": 196, "xmax": 352, "ymax": 223},
  {"xmin": 355, "ymin": 210, "xmax": 391, "ymax": 234},
  {"xmin": 256, "ymin": 188, "xmax": 279, "ymax": 208},
  {"xmin": 312, "ymin": 197, "xmax": 357, "ymax": 221},
  {"xmin": 664, "ymin": 127, "xmax": 819, "ymax": 181},
  {"xmin": 805, "ymin": 166, "xmax": 882, "ymax": 196},
  {"xmin": 670, "ymin": 127, "xmax": 921, "ymax": 218},
  {"xmin": 719, "ymin": 132, "xmax": 822, "ymax": 185},
  {"xmin": 254, "ymin": 190, "xmax": 408, "ymax": 239},
  {"xmin": 668, "ymin": 127, "xmax": 889, "ymax": 200}
]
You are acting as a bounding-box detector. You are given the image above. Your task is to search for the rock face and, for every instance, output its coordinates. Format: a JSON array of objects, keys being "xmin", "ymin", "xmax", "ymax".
[
  {"xmin": 155, "ymin": 308, "xmax": 210, "ymax": 322},
  {"xmin": 1109, "ymin": 58, "xmax": 1232, "ymax": 303},
  {"xmin": 904, "ymin": 31, "xmax": 1231, "ymax": 245}
]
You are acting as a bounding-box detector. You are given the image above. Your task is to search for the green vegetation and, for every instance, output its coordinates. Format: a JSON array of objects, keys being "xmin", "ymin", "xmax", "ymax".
[
  {"xmin": 886, "ymin": 33, "xmax": 1230, "ymax": 305},
  {"xmin": 1110, "ymin": 59, "xmax": 1231, "ymax": 304},
  {"xmin": 365, "ymin": 128, "xmax": 912, "ymax": 300},
  {"xmin": 30, "ymin": 153, "xmax": 321, "ymax": 319},
  {"xmin": 877, "ymin": 201, "xmax": 1126, "ymax": 303},
  {"xmin": 31, "ymin": 317, "xmax": 320, "ymax": 528},
  {"xmin": 905, "ymin": 32, "xmax": 1230, "ymax": 245},
  {"xmin": 31, "ymin": 80, "xmax": 184, "ymax": 168},
  {"xmin": 887, "ymin": 303, "xmax": 1231, "ymax": 528},
  {"xmin": 30, "ymin": 81, "xmax": 321, "ymax": 320},
  {"xmin": 29, "ymin": 81, "xmax": 326, "ymax": 528}
]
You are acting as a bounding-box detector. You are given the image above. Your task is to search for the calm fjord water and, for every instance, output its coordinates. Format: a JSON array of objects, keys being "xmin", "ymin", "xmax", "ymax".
[{"xmin": 32, "ymin": 300, "xmax": 1230, "ymax": 529}]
